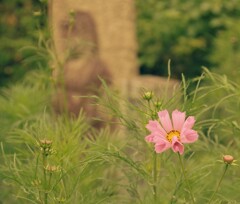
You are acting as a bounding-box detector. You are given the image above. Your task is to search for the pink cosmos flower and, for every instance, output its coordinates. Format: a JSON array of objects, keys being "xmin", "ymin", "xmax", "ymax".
[{"xmin": 145, "ymin": 109, "xmax": 198, "ymax": 155}]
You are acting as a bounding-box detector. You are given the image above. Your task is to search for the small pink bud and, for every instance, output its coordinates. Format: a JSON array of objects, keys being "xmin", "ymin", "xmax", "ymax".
[{"xmin": 223, "ymin": 155, "xmax": 234, "ymax": 164}]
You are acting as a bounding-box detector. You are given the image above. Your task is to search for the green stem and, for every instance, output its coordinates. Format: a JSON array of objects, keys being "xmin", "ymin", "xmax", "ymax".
[
  {"xmin": 153, "ymin": 151, "xmax": 157, "ymax": 203},
  {"xmin": 178, "ymin": 153, "xmax": 195, "ymax": 204},
  {"xmin": 42, "ymin": 154, "xmax": 48, "ymax": 204},
  {"xmin": 147, "ymin": 98, "xmax": 159, "ymax": 203},
  {"xmin": 208, "ymin": 164, "xmax": 229, "ymax": 204},
  {"xmin": 48, "ymin": 173, "xmax": 52, "ymax": 188}
]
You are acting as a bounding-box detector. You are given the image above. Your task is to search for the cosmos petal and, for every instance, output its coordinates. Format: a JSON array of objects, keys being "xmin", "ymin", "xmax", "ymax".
[
  {"xmin": 172, "ymin": 109, "xmax": 186, "ymax": 131},
  {"xmin": 155, "ymin": 140, "xmax": 171, "ymax": 153},
  {"xmin": 181, "ymin": 129, "xmax": 198, "ymax": 143},
  {"xmin": 146, "ymin": 120, "xmax": 166, "ymax": 137},
  {"xmin": 145, "ymin": 134, "xmax": 155, "ymax": 143},
  {"xmin": 158, "ymin": 110, "xmax": 173, "ymax": 132},
  {"xmin": 182, "ymin": 116, "xmax": 195, "ymax": 130},
  {"xmin": 172, "ymin": 136, "xmax": 184, "ymax": 154}
]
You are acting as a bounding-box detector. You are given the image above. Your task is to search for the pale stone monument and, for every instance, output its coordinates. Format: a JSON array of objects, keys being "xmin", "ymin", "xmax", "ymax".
[
  {"xmin": 49, "ymin": 0, "xmax": 138, "ymax": 85},
  {"xmin": 49, "ymin": 0, "xmax": 179, "ymax": 124}
]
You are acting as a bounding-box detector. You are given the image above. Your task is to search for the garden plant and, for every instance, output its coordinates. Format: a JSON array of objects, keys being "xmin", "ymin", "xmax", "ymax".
[
  {"xmin": 0, "ymin": 67, "xmax": 240, "ymax": 203},
  {"xmin": 1, "ymin": 1, "xmax": 240, "ymax": 203}
]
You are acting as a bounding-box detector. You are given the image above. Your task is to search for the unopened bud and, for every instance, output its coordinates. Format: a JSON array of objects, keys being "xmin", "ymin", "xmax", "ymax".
[
  {"xmin": 45, "ymin": 165, "xmax": 60, "ymax": 173},
  {"xmin": 40, "ymin": 139, "xmax": 52, "ymax": 148},
  {"xmin": 154, "ymin": 101, "xmax": 162, "ymax": 109},
  {"xmin": 223, "ymin": 155, "xmax": 234, "ymax": 164},
  {"xmin": 38, "ymin": 139, "xmax": 54, "ymax": 156},
  {"xmin": 143, "ymin": 91, "xmax": 153, "ymax": 101}
]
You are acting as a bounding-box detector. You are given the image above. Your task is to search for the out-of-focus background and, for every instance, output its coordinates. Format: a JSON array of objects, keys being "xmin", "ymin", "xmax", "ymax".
[
  {"xmin": 0, "ymin": 0, "xmax": 48, "ymax": 86},
  {"xmin": 1, "ymin": 0, "xmax": 240, "ymax": 87}
]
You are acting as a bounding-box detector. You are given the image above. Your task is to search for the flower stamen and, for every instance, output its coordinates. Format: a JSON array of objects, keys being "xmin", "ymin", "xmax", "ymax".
[{"xmin": 166, "ymin": 130, "xmax": 180, "ymax": 142}]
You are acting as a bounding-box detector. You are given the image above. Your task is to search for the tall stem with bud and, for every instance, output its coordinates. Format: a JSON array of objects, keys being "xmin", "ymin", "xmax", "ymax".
[
  {"xmin": 208, "ymin": 155, "xmax": 234, "ymax": 204},
  {"xmin": 143, "ymin": 91, "xmax": 159, "ymax": 203},
  {"xmin": 39, "ymin": 139, "xmax": 53, "ymax": 204}
]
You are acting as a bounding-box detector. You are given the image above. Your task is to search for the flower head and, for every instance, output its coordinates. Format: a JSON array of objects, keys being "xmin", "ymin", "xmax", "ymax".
[
  {"xmin": 145, "ymin": 109, "xmax": 198, "ymax": 154},
  {"xmin": 223, "ymin": 155, "xmax": 234, "ymax": 164}
]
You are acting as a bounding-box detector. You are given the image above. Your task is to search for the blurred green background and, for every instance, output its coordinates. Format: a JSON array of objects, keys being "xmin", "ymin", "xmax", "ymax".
[
  {"xmin": 0, "ymin": 0, "xmax": 47, "ymax": 86},
  {"xmin": 0, "ymin": 0, "xmax": 240, "ymax": 86},
  {"xmin": 136, "ymin": 0, "xmax": 240, "ymax": 79}
]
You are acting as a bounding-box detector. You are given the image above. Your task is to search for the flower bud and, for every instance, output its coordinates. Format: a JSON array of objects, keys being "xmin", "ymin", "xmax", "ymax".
[
  {"xmin": 154, "ymin": 101, "xmax": 162, "ymax": 109},
  {"xmin": 223, "ymin": 155, "xmax": 234, "ymax": 164},
  {"xmin": 38, "ymin": 139, "xmax": 54, "ymax": 156},
  {"xmin": 45, "ymin": 165, "xmax": 60, "ymax": 173},
  {"xmin": 40, "ymin": 139, "xmax": 52, "ymax": 148},
  {"xmin": 143, "ymin": 91, "xmax": 153, "ymax": 101}
]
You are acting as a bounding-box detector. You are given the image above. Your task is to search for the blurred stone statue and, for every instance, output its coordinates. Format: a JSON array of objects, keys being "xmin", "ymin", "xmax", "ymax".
[
  {"xmin": 52, "ymin": 10, "xmax": 111, "ymax": 127},
  {"xmin": 50, "ymin": 0, "xmax": 178, "ymax": 128}
]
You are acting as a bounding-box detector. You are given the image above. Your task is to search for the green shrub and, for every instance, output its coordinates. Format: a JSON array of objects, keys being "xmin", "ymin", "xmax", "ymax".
[
  {"xmin": 0, "ymin": 0, "xmax": 48, "ymax": 86},
  {"xmin": 136, "ymin": 0, "xmax": 240, "ymax": 79},
  {"xmin": 1, "ymin": 67, "xmax": 240, "ymax": 203}
]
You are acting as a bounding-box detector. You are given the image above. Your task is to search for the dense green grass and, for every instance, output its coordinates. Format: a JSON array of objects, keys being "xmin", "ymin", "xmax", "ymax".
[{"xmin": 0, "ymin": 68, "xmax": 240, "ymax": 203}]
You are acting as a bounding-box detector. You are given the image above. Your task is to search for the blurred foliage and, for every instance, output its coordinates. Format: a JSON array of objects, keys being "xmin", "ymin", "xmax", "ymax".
[
  {"xmin": 1, "ymin": 0, "xmax": 240, "ymax": 85},
  {"xmin": 136, "ymin": 0, "xmax": 240, "ymax": 79},
  {"xmin": 0, "ymin": 69, "xmax": 51, "ymax": 150},
  {"xmin": 2, "ymin": 67, "xmax": 240, "ymax": 203},
  {"xmin": 0, "ymin": 0, "xmax": 48, "ymax": 86},
  {"xmin": 209, "ymin": 18, "xmax": 240, "ymax": 82}
]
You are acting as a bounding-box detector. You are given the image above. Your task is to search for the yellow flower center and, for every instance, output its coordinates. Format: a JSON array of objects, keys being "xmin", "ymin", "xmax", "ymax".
[{"xmin": 166, "ymin": 130, "xmax": 180, "ymax": 143}]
